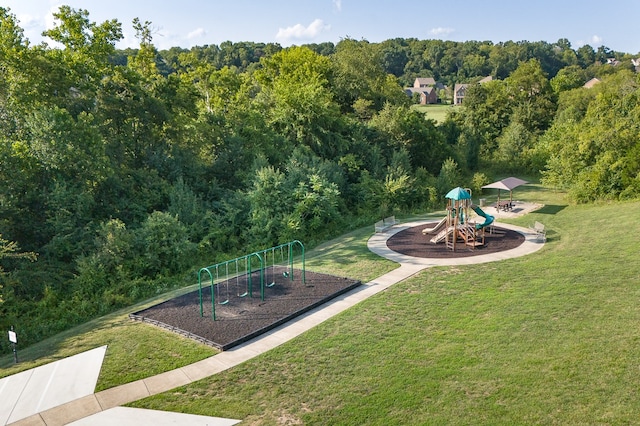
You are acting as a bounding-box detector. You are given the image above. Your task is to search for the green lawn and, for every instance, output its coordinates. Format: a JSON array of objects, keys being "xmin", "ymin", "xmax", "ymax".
[
  {"xmin": 4, "ymin": 186, "xmax": 640, "ymax": 424},
  {"xmin": 411, "ymin": 103, "xmax": 455, "ymax": 124}
]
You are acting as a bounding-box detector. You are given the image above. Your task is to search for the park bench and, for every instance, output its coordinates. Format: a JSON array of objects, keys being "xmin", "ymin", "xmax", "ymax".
[
  {"xmin": 529, "ymin": 221, "xmax": 546, "ymax": 242},
  {"xmin": 374, "ymin": 216, "xmax": 397, "ymax": 233}
]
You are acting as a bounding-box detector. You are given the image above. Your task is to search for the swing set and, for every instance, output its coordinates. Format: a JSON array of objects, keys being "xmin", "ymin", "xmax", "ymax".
[{"xmin": 198, "ymin": 240, "xmax": 306, "ymax": 320}]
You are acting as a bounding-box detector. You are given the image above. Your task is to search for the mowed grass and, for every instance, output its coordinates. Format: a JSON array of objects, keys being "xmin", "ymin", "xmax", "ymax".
[
  {"xmin": 4, "ymin": 186, "xmax": 640, "ymax": 424},
  {"xmin": 0, "ymin": 219, "xmax": 397, "ymax": 389},
  {"xmin": 411, "ymin": 103, "xmax": 454, "ymax": 124},
  {"xmin": 0, "ymin": 285, "xmax": 219, "ymax": 390},
  {"xmin": 129, "ymin": 188, "xmax": 640, "ymax": 424}
]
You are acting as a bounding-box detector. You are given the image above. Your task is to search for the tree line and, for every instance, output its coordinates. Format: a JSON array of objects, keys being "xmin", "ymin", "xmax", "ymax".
[{"xmin": 1, "ymin": 6, "xmax": 639, "ymax": 352}]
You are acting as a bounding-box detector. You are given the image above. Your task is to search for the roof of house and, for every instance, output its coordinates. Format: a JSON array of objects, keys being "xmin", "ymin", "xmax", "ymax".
[
  {"xmin": 405, "ymin": 87, "xmax": 436, "ymax": 96},
  {"xmin": 583, "ymin": 77, "xmax": 601, "ymax": 89},
  {"xmin": 414, "ymin": 77, "xmax": 436, "ymax": 87},
  {"xmin": 454, "ymin": 83, "xmax": 468, "ymax": 93}
]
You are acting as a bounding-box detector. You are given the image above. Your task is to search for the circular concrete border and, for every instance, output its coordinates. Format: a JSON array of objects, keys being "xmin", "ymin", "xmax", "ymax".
[{"xmin": 367, "ymin": 220, "xmax": 544, "ymax": 267}]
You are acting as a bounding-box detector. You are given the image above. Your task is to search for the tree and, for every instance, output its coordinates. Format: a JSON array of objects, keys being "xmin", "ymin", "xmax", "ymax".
[
  {"xmin": 540, "ymin": 71, "xmax": 640, "ymax": 201},
  {"xmin": 0, "ymin": 234, "xmax": 37, "ymax": 304},
  {"xmin": 247, "ymin": 166, "xmax": 290, "ymax": 246},
  {"xmin": 256, "ymin": 46, "xmax": 344, "ymax": 157},
  {"xmin": 286, "ymin": 174, "xmax": 341, "ymax": 241},
  {"xmin": 331, "ymin": 38, "xmax": 408, "ymax": 114},
  {"xmin": 135, "ymin": 211, "xmax": 196, "ymax": 277},
  {"xmin": 576, "ymin": 44, "xmax": 596, "ymax": 68},
  {"xmin": 505, "ymin": 59, "xmax": 556, "ymax": 133},
  {"xmin": 368, "ymin": 104, "xmax": 449, "ymax": 174},
  {"xmin": 436, "ymin": 158, "xmax": 462, "ymax": 199},
  {"xmin": 43, "ymin": 6, "xmax": 122, "ymax": 58},
  {"xmin": 550, "ymin": 65, "xmax": 587, "ymax": 93},
  {"xmin": 41, "ymin": 6, "xmax": 122, "ymax": 116},
  {"xmin": 493, "ymin": 121, "xmax": 534, "ymax": 172},
  {"xmin": 129, "ymin": 18, "xmax": 159, "ymax": 79}
]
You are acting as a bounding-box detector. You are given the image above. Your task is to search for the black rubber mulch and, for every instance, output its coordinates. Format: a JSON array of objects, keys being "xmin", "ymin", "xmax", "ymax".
[
  {"xmin": 130, "ymin": 268, "xmax": 360, "ymax": 350},
  {"xmin": 386, "ymin": 222, "xmax": 525, "ymax": 258}
]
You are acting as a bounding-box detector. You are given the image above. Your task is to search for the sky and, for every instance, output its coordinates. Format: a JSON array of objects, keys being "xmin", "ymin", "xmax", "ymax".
[{"xmin": 3, "ymin": 0, "xmax": 640, "ymax": 54}]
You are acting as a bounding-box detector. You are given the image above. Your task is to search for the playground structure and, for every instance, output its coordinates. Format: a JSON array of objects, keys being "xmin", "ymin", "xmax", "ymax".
[
  {"xmin": 198, "ymin": 240, "xmax": 306, "ymax": 320},
  {"xmin": 424, "ymin": 187, "xmax": 494, "ymax": 251}
]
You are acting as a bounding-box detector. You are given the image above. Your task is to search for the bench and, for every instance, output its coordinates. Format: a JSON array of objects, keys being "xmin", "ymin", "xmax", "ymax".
[
  {"xmin": 374, "ymin": 216, "xmax": 397, "ymax": 233},
  {"xmin": 529, "ymin": 221, "xmax": 546, "ymax": 242}
]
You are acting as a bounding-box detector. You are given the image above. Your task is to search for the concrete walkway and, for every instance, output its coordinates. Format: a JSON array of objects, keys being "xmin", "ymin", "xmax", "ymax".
[{"xmin": 7, "ymin": 215, "xmax": 544, "ymax": 426}]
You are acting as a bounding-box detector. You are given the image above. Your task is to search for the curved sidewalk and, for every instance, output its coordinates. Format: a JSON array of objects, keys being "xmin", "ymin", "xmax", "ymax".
[{"xmin": 9, "ymin": 220, "xmax": 544, "ymax": 426}]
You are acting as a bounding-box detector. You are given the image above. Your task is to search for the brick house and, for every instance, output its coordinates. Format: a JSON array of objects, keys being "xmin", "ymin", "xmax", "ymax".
[{"xmin": 405, "ymin": 77, "xmax": 442, "ymax": 104}]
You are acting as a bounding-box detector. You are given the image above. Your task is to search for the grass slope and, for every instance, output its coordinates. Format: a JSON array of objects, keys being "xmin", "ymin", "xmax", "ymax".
[
  {"xmin": 4, "ymin": 186, "xmax": 640, "ymax": 424},
  {"xmin": 129, "ymin": 188, "xmax": 640, "ymax": 425}
]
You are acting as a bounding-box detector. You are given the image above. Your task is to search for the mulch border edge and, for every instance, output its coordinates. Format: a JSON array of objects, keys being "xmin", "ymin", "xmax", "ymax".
[{"xmin": 129, "ymin": 280, "xmax": 362, "ymax": 351}]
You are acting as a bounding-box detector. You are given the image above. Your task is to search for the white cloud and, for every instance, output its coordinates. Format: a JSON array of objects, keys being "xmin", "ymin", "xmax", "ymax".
[
  {"xmin": 276, "ymin": 19, "xmax": 331, "ymax": 43},
  {"xmin": 430, "ymin": 27, "xmax": 454, "ymax": 37},
  {"xmin": 187, "ymin": 27, "xmax": 207, "ymax": 40},
  {"xmin": 333, "ymin": 0, "xmax": 342, "ymax": 12},
  {"xmin": 15, "ymin": 13, "xmax": 39, "ymax": 30},
  {"xmin": 576, "ymin": 35, "xmax": 604, "ymax": 48},
  {"xmin": 44, "ymin": 4, "xmax": 62, "ymax": 31}
]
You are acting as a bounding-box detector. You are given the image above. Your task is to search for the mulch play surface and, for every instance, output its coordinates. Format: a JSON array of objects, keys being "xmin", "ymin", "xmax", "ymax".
[
  {"xmin": 386, "ymin": 222, "xmax": 525, "ymax": 258},
  {"xmin": 131, "ymin": 224, "xmax": 524, "ymax": 350},
  {"xmin": 130, "ymin": 268, "xmax": 361, "ymax": 350}
]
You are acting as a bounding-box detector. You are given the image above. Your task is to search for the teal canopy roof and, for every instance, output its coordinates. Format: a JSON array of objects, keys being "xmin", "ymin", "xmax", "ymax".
[{"xmin": 445, "ymin": 187, "xmax": 471, "ymax": 200}]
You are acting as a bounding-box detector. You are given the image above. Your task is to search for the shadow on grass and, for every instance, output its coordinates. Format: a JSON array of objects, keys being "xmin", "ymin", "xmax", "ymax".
[{"xmin": 536, "ymin": 204, "xmax": 567, "ymax": 215}]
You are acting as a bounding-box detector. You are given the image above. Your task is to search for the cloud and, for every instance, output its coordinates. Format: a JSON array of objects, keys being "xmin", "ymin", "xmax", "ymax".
[
  {"xmin": 187, "ymin": 27, "xmax": 207, "ymax": 40},
  {"xmin": 15, "ymin": 13, "xmax": 39, "ymax": 30},
  {"xmin": 276, "ymin": 19, "xmax": 331, "ymax": 43},
  {"xmin": 44, "ymin": 4, "xmax": 63, "ymax": 31},
  {"xmin": 429, "ymin": 27, "xmax": 454, "ymax": 37},
  {"xmin": 333, "ymin": 0, "xmax": 342, "ymax": 12},
  {"xmin": 590, "ymin": 35, "xmax": 603, "ymax": 46}
]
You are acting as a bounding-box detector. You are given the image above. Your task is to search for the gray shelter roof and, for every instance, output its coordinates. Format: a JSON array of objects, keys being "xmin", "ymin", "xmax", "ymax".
[{"xmin": 482, "ymin": 177, "xmax": 528, "ymax": 191}]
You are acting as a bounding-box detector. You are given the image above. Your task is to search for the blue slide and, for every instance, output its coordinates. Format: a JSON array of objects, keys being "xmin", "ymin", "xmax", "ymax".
[{"xmin": 471, "ymin": 205, "xmax": 494, "ymax": 230}]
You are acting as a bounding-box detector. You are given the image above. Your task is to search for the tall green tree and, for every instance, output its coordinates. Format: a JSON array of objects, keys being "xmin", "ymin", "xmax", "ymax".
[
  {"xmin": 256, "ymin": 46, "xmax": 343, "ymax": 158},
  {"xmin": 331, "ymin": 38, "xmax": 408, "ymax": 114},
  {"xmin": 505, "ymin": 59, "xmax": 556, "ymax": 133}
]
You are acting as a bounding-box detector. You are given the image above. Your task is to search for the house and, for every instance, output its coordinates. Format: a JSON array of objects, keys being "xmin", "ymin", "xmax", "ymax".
[
  {"xmin": 453, "ymin": 83, "xmax": 468, "ymax": 105},
  {"xmin": 583, "ymin": 77, "xmax": 601, "ymax": 88},
  {"xmin": 453, "ymin": 76, "xmax": 493, "ymax": 105},
  {"xmin": 404, "ymin": 77, "xmax": 443, "ymax": 104},
  {"xmin": 414, "ymin": 77, "xmax": 436, "ymax": 88}
]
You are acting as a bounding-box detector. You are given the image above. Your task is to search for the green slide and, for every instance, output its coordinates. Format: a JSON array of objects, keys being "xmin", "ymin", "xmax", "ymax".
[{"xmin": 471, "ymin": 205, "xmax": 494, "ymax": 230}]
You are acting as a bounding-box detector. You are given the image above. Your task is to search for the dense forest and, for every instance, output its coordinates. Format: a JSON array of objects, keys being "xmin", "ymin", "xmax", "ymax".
[{"xmin": 1, "ymin": 6, "xmax": 639, "ymax": 352}]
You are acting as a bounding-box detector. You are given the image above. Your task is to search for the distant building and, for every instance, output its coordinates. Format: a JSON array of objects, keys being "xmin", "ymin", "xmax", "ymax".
[
  {"xmin": 453, "ymin": 76, "xmax": 493, "ymax": 105},
  {"xmin": 404, "ymin": 77, "xmax": 443, "ymax": 104},
  {"xmin": 583, "ymin": 77, "xmax": 601, "ymax": 88}
]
